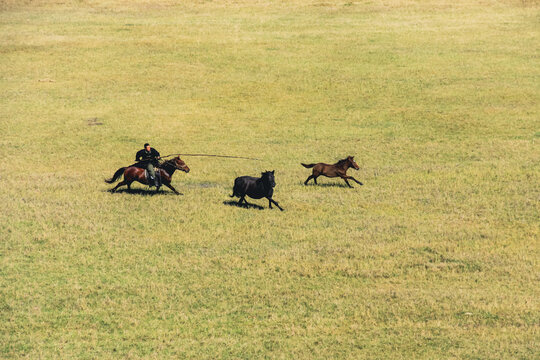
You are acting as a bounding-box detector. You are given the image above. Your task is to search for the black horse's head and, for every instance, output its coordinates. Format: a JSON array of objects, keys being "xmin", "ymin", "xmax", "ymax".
[{"xmin": 261, "ymin": 170, "xmax": 276, "ymax": 188}]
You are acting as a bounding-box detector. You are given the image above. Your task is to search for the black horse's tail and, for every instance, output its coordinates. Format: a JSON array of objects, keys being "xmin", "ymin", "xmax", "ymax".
[
  {"xmin": 230, "ymin": 179, "xmax": 239, "ymax": 197},
  {"xmin": 105, "ymin": 167, "xmax": 126, "ymax": 183},
  {"xmin": 301, "ymin": 163, "xmax": 316, "ymax": 168}
]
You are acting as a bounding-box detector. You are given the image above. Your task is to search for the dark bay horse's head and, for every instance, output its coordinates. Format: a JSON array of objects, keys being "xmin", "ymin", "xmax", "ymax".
[
  {"xmin": 261, "ymin": 170, "xmax": 276, "ymax": 188},
  {"xmin": 172, "ymin": 156, "xmax": 190, "ymax": 173},
  {"xmin": 347, "ymin": 156, "xmax": 360, "ymax": 170}
]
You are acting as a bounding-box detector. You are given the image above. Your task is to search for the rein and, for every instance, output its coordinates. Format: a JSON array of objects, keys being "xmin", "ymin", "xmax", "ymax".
[{"xmin": 159, "ymin": 159, "xmax": 183, "ymax": 171}]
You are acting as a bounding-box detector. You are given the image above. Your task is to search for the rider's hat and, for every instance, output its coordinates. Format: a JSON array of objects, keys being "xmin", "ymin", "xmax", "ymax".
[{"xmin": 144, "ymin": 143, "xmax": 150, "ymax": 147}]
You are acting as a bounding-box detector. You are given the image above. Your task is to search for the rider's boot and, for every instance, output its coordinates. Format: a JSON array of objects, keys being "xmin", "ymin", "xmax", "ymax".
[{"xmin": 154, "ymin": 176, "xmax": 160, "ymax": 189}]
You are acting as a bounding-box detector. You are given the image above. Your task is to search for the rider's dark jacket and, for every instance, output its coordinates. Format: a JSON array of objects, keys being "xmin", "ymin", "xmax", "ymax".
[{"xmin": 135, "ymin": 148, "xmax": 160, "ymax": 166}]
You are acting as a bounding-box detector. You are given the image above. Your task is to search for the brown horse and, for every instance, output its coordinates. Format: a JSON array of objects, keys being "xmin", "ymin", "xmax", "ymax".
[
  {"xmin": 301, "ymin": 156, "xmax": 363, "ymax": 188},
  {"xmin": 105, "ymin": 156, "xmax": 190, "ymax": 194}
]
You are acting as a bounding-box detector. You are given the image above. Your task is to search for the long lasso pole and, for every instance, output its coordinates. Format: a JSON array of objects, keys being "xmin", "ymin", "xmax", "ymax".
[{"xmin": 161, "ymin": 153, "xmax": 261, "ymax": 161}]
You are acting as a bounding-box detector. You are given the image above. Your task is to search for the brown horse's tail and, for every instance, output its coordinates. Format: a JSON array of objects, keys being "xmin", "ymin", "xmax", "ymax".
[
  {"xmin": 301, "ymin": 163, "xmax": 316, "ymax": 168},
  {"xmin": 105, "ymin": 167, "xmax": 126, "ymax": 183}
]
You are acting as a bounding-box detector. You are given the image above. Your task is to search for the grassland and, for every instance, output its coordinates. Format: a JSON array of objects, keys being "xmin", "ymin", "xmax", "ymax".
[{"xmin": 1, "ymin": 0, "xmax": 539, "ymax": 358}]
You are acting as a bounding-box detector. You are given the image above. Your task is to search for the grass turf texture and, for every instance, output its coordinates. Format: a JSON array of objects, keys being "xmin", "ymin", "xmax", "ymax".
[{"xmin": 1, "ymin": 0, "xmax": 539, "ymax": 358}]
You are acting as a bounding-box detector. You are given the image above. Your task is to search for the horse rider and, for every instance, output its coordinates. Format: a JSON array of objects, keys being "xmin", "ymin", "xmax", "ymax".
[{"xmin": 135, "ymin": 143, "xmax": 161, "ymax": 188}]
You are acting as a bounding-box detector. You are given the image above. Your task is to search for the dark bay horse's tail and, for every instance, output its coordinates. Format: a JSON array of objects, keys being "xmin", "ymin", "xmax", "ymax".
[
  {"xmin": 301, "ymin": 163, "xmax": 316, "ymax": 168},
  {"xmin": 105, "ymin": 167, "xmax": 126, "ymax": 183}
]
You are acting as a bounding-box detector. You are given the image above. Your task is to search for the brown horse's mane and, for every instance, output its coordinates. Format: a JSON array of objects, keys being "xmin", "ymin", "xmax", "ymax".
[
  {"xmin": 336, "ymin": 158, "xmax": 349, "ymax": 166},
  {"xmin": 158, "ymin": 157, "xmax": 180, "ymax": 175},
  {"xmin": 158, "ymin": 157, "xmax": 175, "ymax": 168}
]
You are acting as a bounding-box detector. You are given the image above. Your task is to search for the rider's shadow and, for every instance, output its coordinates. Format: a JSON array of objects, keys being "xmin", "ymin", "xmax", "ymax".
[{"xmin": 107, "ymin": 188, "xmax": 177, "ymax": 196}]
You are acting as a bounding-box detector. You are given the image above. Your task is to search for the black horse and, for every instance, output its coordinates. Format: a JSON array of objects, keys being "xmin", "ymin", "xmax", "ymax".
[{"xmin": 230, "ymin": 170, "xmax": 284, "ymax": 211}]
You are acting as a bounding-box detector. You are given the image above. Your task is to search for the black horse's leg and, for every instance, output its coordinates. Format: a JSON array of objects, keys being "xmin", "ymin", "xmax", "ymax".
[
  {"xmin": 165, "ymin": 182, "xmax": 182, "ymax": 195},
  {"xmin": 268, "ymin": 198, "xmax": 284, "ymax": 211}
]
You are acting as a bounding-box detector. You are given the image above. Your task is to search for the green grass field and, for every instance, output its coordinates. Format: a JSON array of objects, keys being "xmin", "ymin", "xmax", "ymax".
[{"xmin": 1, "ymin": 0, "xmax": 539, "ymax": 358}]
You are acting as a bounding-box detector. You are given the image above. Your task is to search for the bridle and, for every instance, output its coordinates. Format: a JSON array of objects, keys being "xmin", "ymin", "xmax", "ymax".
[{"xmin": 160, "ymin": 158, "xmax": 188, "ymax": 172}]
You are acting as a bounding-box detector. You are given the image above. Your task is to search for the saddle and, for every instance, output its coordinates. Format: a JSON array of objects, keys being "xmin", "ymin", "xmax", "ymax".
[{"xmin": 128, "ymin": 161, "xmax": 162, "ymax": 187}]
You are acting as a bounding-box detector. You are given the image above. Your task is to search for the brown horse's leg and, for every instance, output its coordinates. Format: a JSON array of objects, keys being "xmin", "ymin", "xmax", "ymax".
[
  {"xmin": 111, "ymin": 180, "xmax": 128, "ymax": 192},
  {"xmin": 342, "ymin": 178, "xmax": 353, "ymax": 188},
  {"xmin": 304, "ymin": 175, "xmax": 315, "ymax": 185},
  {"xmin": 164, "ymin": 182, "xmax": 182, "ymax": 195}
]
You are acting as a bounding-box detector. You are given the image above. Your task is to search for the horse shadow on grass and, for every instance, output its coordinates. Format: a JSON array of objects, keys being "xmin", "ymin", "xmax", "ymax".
[
  {"xmin": 105, "ymin": 188, "xmax": 181, "ymax": 196},
  {"xmin": 223, "ymin": 200, "xmax": 264, "ymax": 210},
  {"xmin": 301, "ymin": 181, "xmax": 350, "ymax": 188}
]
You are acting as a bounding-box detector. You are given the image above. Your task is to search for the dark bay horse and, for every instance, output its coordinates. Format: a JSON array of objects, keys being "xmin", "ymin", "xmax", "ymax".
[
  {"xmin": 105, "ymin": 156, "xmax": 190, "ymax": 194},
  {"xmin": 301, "ymin": 156, "xmax": 363, "ymax": 188},
  {"xmin": 230, "ymin": 170, "xmax": 284, "ymax": 211}
]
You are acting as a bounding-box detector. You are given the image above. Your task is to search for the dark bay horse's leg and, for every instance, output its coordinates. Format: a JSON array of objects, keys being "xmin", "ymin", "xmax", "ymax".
[
  {"xmin": 268, "ymin": 197, "xmax": 284, "ymax": 211},
  {"xmin": 349, "ymin": 176, "xmax": 363, "ymax": 185},
  {"xmin": 342, "ymin": 175, "xmax": 363, "ymax": 187},
  {"xmin": 164, "ymin": 182, "xmax": 182, "ymax": 195},
  {"xmin": 343, "ymin": 178, "xmax": 353, "ymax": 188},
  {"xmin": 304, "ymin": 175, "xmax": 315, "ymax": 185}
]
